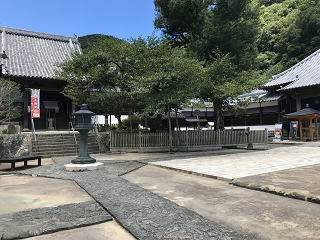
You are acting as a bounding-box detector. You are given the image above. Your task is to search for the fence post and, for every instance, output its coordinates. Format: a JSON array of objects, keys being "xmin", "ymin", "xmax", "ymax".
[
  {"xmin": 246, "ymin": 127, "xmax": 253, "ymax": 149},
  {"xmin": 218, "ymin": 130, "xmax": 221, "ymax": 145},
  {"xmin": 139, "ymin": 131, "xmax": 142, "ymax": 149},
  {"xmin": 186, "ymin": 129, "xmax": 189, "ymax": 149},
  {"xmin": 110, "ymin": 132, "xmax": 112, "ymax": 149},
  {"xmin": 265, "ymin": 128, "xmax": 268, "ymax": 144}
]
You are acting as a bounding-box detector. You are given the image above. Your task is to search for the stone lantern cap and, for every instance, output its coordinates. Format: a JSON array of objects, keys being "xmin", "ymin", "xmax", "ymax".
[{"xmin": 72, "ymin": 104, "xmax": 96, "ymax": 116}]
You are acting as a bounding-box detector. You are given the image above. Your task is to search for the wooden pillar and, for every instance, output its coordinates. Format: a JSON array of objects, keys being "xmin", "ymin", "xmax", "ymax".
[
  {"xmin": 309, "ymin": 118, "xmax": 313, "ymax": 141},
  {"xmin": 315, "ymin": 118, "xmax": 319, "ymax": 140},
  {"xmin": 299, "ymin": 119, "xmax": 302, "ymax": 141},
  {"xmin": 260, "ymin": 102, "xmax": 263, "ymax": 125}
]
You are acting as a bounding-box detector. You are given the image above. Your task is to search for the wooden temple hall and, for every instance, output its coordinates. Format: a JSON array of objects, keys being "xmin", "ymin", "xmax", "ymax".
[{"xmin": 0, "ymin": 26, "xmax": 82, "ymax": 131}]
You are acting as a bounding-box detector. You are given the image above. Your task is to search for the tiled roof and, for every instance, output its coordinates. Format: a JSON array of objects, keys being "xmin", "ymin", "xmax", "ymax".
[
  {"xmin": 286, "ymin": 107, "xmax": 320, "ymax": 117},
  {"xmin": 0, "ymin": 26, "xmax": 82, "ymax": 79},
  {"xmin": 162, "ymin": 111, "xmax": 186, "ymax": 119},
  {"xmin": 264, "ymin": 48, "xmax": 320, "ymax": 90},
  {"xmin": 237, "ymin": 89, "xmax": 282, "ymax": 102}
]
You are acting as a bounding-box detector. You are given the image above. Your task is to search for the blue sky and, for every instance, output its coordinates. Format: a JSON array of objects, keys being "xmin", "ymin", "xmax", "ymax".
[{"xmin": 0, "ymin": 0, "xmax": 161, "ymax": 40}]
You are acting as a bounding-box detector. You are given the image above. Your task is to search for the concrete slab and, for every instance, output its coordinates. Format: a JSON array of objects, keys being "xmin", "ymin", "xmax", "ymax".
[
  {"xmin": 235, "ymin": 163, "xmax": 320, "ymax": 195},
  {"xmin": 0, "ymin": 175, "xmax": 94, "ymax": 214},
  {"xmin": 26, "ymin": 221, "xmax": 136, "ymax": 240},
  {"xmin": 149, "ymin": 145, "xmax": 320, "ymax": 180},
  {"xmin": 123, "ymin": 165, "xmax": 320, "ymax": 240}
]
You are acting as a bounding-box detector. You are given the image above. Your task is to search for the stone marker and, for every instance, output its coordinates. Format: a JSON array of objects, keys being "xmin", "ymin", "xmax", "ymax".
[{"xmin": 7, "ymin": 123, "xmax": 17, "ymax": 134}]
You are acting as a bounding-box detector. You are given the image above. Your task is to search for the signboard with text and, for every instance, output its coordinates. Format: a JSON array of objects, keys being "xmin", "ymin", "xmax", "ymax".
[{"xmin": 31, "ymin": 89, "xmax": 40, "ymax": 118}]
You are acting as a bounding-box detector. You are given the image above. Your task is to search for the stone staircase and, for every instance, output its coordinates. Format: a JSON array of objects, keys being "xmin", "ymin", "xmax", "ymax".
[{"xmin": 31, "ymin": 133, "xmax": 100, "ymax": 158}]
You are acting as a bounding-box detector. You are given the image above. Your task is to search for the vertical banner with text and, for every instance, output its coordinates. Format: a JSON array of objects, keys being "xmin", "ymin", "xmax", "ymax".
[{"xmin": 31, "ymin": 89, "xmax": 40, "ymax": 118}]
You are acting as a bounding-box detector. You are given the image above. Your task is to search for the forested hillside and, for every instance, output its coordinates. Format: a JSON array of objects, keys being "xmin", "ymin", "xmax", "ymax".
[
  {"xmin": 78, "ymin": 34, "xmax": 119, "ymax": 53},
  {"xmin": 256, "ymin": 0, "xmax": 320, "ymax": 74}
]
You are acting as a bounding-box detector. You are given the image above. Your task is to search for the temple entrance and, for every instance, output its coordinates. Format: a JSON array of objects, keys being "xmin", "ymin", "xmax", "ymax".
[{"xmin": 25, "ymin": 90, "xmax": 72, "ymax": 131}]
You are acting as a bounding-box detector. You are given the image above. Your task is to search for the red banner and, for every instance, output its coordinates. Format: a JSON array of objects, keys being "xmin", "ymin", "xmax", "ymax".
[{"xmin": 31, "ymin": 89, "xmax": 40, "ymax": 118}]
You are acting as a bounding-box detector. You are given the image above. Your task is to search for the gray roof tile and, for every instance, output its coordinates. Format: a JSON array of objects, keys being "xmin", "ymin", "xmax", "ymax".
[
  {"xmin": 286, "ymin": 107, "xmax": 320, "ymax": 117},
  {"xmin": 238, "ymin": 89, "xmax": 282, "ymax": 102},
  {"xmin": 264, "ymin": 49, "xmax": 320, "ymax": 90},
  {"xmin": 0, "ymin": 26, "xmax": 81, "ymax": 79}
]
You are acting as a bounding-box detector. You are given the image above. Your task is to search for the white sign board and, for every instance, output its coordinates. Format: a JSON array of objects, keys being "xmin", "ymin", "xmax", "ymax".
[{"xmin": 91, "ymin": 115, "xmax": 105, "ymax": 125}]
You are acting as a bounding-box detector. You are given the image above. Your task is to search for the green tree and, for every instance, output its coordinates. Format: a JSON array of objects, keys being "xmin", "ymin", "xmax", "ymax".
[
  {"xmin": 57, "ymin": 38, "xmax": 148, "ymax": 129},
  {"xmin": 154, "ymin": 0, "xmax": 261, "ymax": 129},
  {"xmin": 135, "ymin": 38, "xmax": 204, "ymax": 149},
  {"xmin": 199, "ymin": 54, "xmax": 263, "ymax": 130},
  {"xmin": 0, "ymin": 79, "xmax": 22, "ymax": 124}
]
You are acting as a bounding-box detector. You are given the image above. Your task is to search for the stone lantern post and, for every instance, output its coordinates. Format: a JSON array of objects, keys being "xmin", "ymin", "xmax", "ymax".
[{"xmin": 71, "ymin": 104, "xmax": 96, "ymax": 164}]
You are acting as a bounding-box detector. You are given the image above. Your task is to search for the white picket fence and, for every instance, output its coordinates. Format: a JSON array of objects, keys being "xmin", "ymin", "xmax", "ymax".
[{"xmin": 110, "ymin": 129, "xmax": 268, "ymax": 149}]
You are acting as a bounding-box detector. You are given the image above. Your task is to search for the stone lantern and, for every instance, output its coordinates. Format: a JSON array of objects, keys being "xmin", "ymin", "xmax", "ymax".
[{"xmin": 71, "ymin": 104, "xmax": 96, "ymax": 164}]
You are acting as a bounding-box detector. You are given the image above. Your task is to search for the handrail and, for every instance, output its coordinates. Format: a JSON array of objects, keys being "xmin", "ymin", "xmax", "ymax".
[
  {"xmin": 69, "ymin": 121, "xmax": 77, "ymax": 145},
  {"xmin": 93, "ymin": 123, "xmax": 102, "ymax": 153}
]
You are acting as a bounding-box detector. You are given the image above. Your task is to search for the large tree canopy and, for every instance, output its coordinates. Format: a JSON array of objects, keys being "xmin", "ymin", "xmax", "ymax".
[
  {"xmin": 154, "ymin": 0, "xmax": 262, "ymax": 129},
  {"xmin": 57, "ymin": 37, "xmax": 203, "ymax": 131}
]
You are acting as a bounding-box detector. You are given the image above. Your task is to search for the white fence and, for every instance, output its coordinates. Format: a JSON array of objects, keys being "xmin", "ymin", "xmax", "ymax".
[{"xmin": 110, "ymin": 129, "xmax": 268, "ymax": 149}]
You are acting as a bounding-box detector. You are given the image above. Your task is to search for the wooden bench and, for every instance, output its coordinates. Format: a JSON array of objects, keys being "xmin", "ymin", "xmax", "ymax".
[{"xmin": 0, "ymin": 155, "xmax": 41, "ymax": 171}]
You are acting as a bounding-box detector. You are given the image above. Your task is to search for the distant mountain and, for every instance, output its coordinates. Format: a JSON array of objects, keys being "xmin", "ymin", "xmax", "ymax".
[{"xmin": 78, "ymin": 34, "xmax": 120, "ymax": 53}]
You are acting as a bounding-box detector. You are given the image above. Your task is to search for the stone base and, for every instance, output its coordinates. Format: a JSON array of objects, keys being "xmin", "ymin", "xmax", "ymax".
[{"xmin": 64, "ymin": 162, "xmax": 104, "ymax": 172}]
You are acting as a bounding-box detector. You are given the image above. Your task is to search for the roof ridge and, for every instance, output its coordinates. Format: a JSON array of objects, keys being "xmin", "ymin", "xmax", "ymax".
[
  {"xmin": 270, "ymin": 48, "xmax": 320, "ymax": 81},
  {"xmin": 0, "ymin": 26, "xmax": 78, "ymax": 43}
]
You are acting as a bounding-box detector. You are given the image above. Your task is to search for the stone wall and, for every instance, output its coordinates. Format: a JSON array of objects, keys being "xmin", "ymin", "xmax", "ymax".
[{"xmin": 0, "ymin": 134, "xmax": 33, "ymax": 159}]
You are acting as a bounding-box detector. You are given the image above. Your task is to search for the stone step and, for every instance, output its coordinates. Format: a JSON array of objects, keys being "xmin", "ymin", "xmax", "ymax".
[
  {"xmin": 31, "ymin": 133, "xmax": 100, "ymax": 158},
  {"xmin": 33, "ymin": 149, "xmax": 100, "ymax": 158}
]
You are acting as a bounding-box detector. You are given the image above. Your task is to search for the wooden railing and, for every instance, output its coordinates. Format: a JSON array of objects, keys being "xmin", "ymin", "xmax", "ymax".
[{"xmin": 110, "ymin": 129, "xmax": 268, "ymax": 149}]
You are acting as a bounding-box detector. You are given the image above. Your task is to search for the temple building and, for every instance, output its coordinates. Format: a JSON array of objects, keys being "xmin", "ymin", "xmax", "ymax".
[
  {"xmin": 0, "ymin": 26, "xmax": 82, "ymax": 131},
  {"xmin": 181, "ymin": 48, "xmax": 320, "ymax": 136}
]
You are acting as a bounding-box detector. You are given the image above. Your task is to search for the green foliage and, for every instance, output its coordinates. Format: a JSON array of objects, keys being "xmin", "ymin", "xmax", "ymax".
[
  {"xmin": 256, "ymin": 0, "xmax": 320, "ymax": 71},
  {"xmin": 57, "ymin": 38, "xmax": 147, "ymax": 118},
  {"xmin": 110, "ymin": 125, "xmax": 118, "ymax": 131},
  {"xmin": 136, "ymin": 38, "xmax": 205, "ymax": 118},
  {"xmin": 2, "ymin": 129, "xmax": 7, "ymax": 134},
  {"xmin": 122, "ymin": 115, "xmax": 142, "ymax": 131},
  {"xmin": 154, "ymin": 0, "xmax": 262, "ymax": 130},
  {"xmin": 0, "ymin": 79, "xmax": 22, "ymax": 124}
]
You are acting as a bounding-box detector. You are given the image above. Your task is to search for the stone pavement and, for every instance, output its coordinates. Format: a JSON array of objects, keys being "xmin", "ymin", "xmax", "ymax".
[
  {"xmin": 0, "ymin": 156, "xmax": 248, "ymax": 240},
  {"xmin": 123, "ymin": 164, "xmax": 320, "ymax": 240},
  {"xmin": 149, "ymin": 143, "xmax": 320, "ymax": 180},
  {"xmin": 1, "ymin": 141, "xmax": 320, "ymax": 239}
]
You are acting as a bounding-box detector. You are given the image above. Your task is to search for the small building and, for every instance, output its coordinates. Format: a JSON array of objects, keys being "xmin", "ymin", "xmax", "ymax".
[{"xmin": 0, "ymin": 26, "xmax": 82, "ymax": 131}]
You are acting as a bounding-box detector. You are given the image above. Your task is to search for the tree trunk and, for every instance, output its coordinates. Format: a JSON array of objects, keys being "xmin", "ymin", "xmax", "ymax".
[
  {"xmin": 175, "ymin": 107, "xmax": 180, "ymax": 152},
  {"xmin": 115, "ymin": 114, "xmax": 122, "ymax": 131},
  {"xmin": 129, "ymin": 110, "xmax": 132, "ymax": 133},
  {"xmin": 168, "ymin": 104, "xmax": 173, "ymax": 152},
  {"xmin": 213, "ymin": 103, "xmax": 224, "ymax": 131}
]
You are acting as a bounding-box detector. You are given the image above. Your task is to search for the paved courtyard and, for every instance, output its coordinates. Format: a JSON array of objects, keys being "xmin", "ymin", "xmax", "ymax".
[
  {"xmin": 149, "ymin": 143, "xmax": 320, "ymax": 180},
  {"xmin": 1, "ymin": 141, "xmax": 320, "ymax": 239}
]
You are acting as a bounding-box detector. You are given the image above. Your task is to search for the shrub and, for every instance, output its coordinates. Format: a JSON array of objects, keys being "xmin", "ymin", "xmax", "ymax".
[
  {"xmin": 122, "ymin": 115, "xmax": 142, "ymax": 131},
  {"xmin": 2, "ymin": 129, "xmax": 7, "ymax": 134},
  {"xmin": 110, "ymin": 125, "xmax": 118, "ymax": 131}
]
